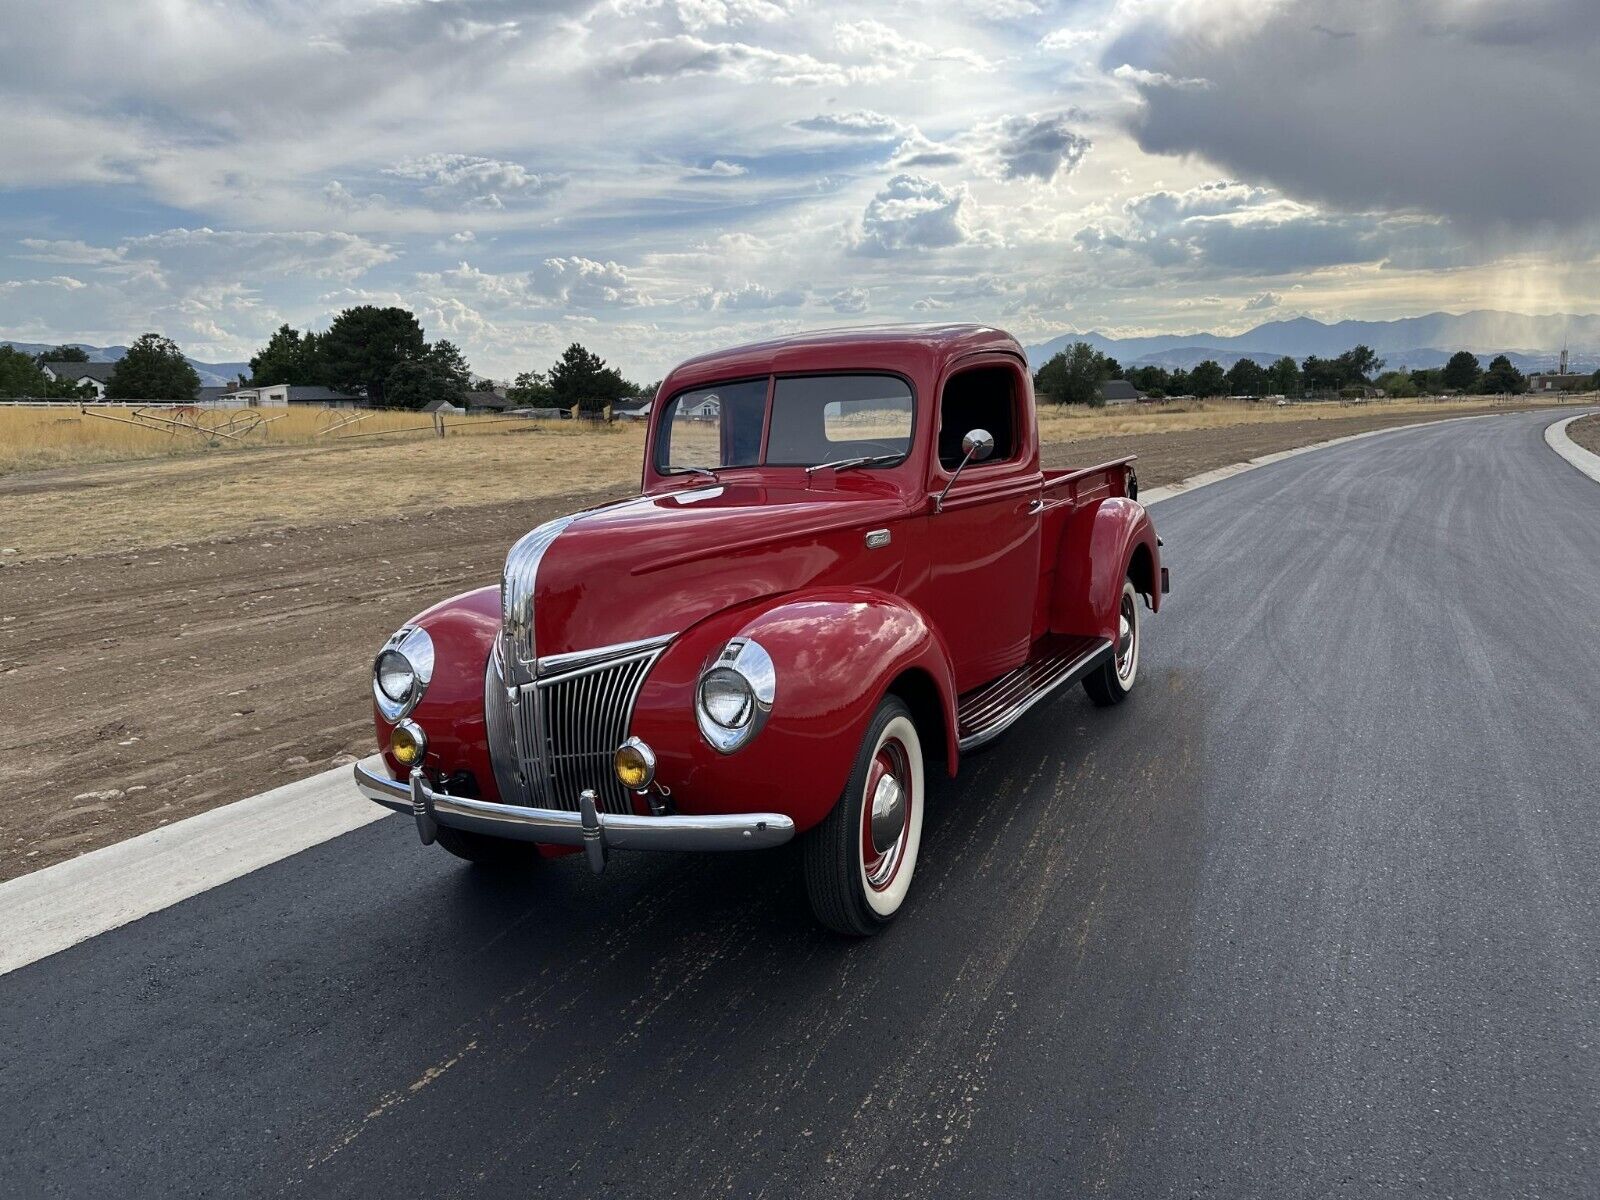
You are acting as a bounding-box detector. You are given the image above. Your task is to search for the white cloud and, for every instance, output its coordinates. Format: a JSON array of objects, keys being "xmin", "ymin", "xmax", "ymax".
[
  {"xmin": 1243, "ymin": 290, "xmax": 1281, "ymax": 310},
  {"xmin": 829, "ymin": 287, "xmax": 869, "ymax": 313},
  {"xmin": 851, "ymin": 174, "xmax": 986, "ymax": 255},
  {"xmin": 612, "ymin": 35, "xmax": 850, "ymax": 84},
  {"xmin": 383, "ymin": 154, "xmax": 562, "ymax": 210},
  {"xmin": 792, "ymin": 110, "xmax": 904, "ymax": 138},
  {"xmin": 1039, "ymin": 27, "xmax": 1098, "ymax": 53}
]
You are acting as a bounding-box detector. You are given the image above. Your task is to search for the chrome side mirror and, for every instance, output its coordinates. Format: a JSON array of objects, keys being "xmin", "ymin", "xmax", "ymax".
[{"xmin": 935, "ymin": 428, "xmax": 995, "ymax": 512}]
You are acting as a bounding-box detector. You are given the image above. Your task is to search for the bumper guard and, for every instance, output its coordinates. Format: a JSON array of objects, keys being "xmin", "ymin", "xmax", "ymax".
[{"xmin": 353, "ymin": 755, "xmax": 794, "ymax": 874}]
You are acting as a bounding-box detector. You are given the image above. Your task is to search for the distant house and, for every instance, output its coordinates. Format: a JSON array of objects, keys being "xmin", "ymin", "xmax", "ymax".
[
  {"xmin": 421, "ymin": 399, "xmax": 464, "ymax": 414},
  {"xmin": 614, "ymin": 401, "xmax": 652, "ymax": 421},
  {"xmin": 679, "ymin": 395, "xmax": 721, "ymax": 420},
  {"xmin": 463, "ymin": 390, "xmax": 513, "ymax": 413},
  {"xmin": 1527, "ymin": 372, "xmax": 1591, "ymax": 393},
  {"xmin": 41, "ymin": 360, "xmax": 116, "ymax": 397},
  {"xmin": 1098, "ymin": 379, "xmax": 1145, "ymax": 405},
  {"xmin": 206, "ymin": 383, "xmax": 361, "ymax": 408}
]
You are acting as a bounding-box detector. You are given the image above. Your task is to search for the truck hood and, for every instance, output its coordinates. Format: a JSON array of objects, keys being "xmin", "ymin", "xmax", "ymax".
[{"xmin": 527, "ymin": 482, "xmax": 909, "ymax": 657}]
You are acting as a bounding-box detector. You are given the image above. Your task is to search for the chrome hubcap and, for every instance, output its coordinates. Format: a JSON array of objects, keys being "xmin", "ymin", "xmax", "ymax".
[
  {"xmin": 1116, "ymin": 592, "xmax": 1137, "ymax": 682},
  {"xmin": 870, "ymin": 775, "xmax": 905, "ymax": 855},
  {"xmin": 862, "ymin": 739, "xmax": 911, "ymax": 891}
]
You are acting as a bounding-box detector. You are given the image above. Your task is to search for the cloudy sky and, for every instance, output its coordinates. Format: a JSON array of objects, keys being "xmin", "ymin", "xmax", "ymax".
[{"xmin": 1, "ymin": 0, "xmax": 1595, "ymax": 380}]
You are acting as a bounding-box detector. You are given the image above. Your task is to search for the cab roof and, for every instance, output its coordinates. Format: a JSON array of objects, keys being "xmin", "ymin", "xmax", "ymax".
[{"xmin": 662, "ymin": 323, "xmax": 1025, "ymax": 395}]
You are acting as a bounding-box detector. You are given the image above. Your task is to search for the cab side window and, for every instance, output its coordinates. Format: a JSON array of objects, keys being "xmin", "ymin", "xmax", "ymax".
[{"xmin": 938, "ymin": 365, "xmax": 1017, "ymax": 470}]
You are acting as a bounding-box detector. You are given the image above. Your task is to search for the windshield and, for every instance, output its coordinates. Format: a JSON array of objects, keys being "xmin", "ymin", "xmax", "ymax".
[{"xmin": 655, "ymin": 374, "xmax": 914, "ymax": 474}]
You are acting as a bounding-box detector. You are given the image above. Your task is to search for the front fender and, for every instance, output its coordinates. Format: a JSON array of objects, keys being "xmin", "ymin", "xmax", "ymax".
[
  {"xmin": 370, "ymin": 585, "xmax": 500, "ymax": 795},
  {"xmin": 629, "ymin": 588, "xmax": 958, "ymax": 835},
  {"xmin": 1050, "ymin": 498, "xmax": 1162, "ymax": 642}
]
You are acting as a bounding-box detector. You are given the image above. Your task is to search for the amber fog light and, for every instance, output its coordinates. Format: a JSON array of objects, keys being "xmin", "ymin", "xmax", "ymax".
[
  {"xmin": 389, "ymin": 719, "xmax": 427, "ymax": 768},
  {"xmin": 614, "ymin": 737, "xmax": 656, "ymax": 791}
]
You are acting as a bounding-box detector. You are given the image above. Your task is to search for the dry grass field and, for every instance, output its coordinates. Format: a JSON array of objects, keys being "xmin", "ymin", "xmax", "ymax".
[
  {"xmin": 0, "ymin": 403, "xmax": 579, "ymax": 475},
  {"xmin": 0, "ymin": 394, "xmax": 1589, "ymax": 562},
  {"xmin": 1569, "ymin": 411, "xmax": 1600, "ymax": 455}
]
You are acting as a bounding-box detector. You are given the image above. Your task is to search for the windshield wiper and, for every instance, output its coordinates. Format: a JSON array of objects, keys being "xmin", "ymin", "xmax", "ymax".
[
  {"xmin": 804, "ymin": 453, "xmax": 903, "ymax": 476},
  {"xmin": 662, "ymin": 464, "xmax": 721, "ymax": 480}
]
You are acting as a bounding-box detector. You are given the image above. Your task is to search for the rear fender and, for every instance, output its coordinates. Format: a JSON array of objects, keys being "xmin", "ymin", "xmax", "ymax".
[
  {"xmin": 629, "ymin": 588, "xmax": 959, "ymax": 834},
  {"xmin": 1050, "ymin": 498, "xmax": 1162, "ymax": 642}
]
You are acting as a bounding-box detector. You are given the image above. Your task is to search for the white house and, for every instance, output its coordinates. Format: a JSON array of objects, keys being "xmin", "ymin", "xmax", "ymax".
[
  {"xmin": 41, "ymin": 360, "xmax": 115, "ymax": 397},
  {"xmin": 202, "ymin": 383, "xmax": 360, "ymax": 408}
]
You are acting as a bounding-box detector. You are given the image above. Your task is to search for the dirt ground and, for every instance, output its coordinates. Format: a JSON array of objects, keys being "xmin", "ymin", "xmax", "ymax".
[
  {"xmin": 0, "ymin": 399, "xmax": 1584, "ymax": 880},
  {"xmin": 1568, "ymin": 412, "xmax": 1600, "ymax": 455}
]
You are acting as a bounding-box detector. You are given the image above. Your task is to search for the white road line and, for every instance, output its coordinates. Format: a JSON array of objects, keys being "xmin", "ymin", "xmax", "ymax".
[
  {"xmin": 1543, "ymin": 412, "xmax": 1600, "ymax": 485},
  {"xmin": 0, "ymin": 405, "xmax": 1583, "ymax": 976},
  {"xmin": 0, "ymin": 766, "xmax": 388, "ymax": 976}
]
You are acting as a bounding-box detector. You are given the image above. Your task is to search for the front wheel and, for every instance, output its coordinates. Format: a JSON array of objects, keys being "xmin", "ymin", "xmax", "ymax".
[
  {"xmin": 803, "ymin": 696, "xmax": 925, "ymax": 936},
  {"xmin": 1083, "ymin": 577, "xmax": 1141, "ymax": 707}
]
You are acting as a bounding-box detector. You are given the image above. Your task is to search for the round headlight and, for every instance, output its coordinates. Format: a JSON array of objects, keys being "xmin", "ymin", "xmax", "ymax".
[
  {"xmin": 699, "ymin": 668, "xmax": 754, "ymax": 729},
  {"xmin": 372, "ymin": 626, "xmax": 435, "ymax": 721},
  {"xmin": 376, "ymin": 649, "xmax": 415, "ymax": 703},
  {"xmin": 695, "ymin": 637, "xmax": 775, "ymax": 754}
]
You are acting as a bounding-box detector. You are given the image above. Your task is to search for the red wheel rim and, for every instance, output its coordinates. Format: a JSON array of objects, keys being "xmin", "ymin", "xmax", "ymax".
[{"xmin": 861, "ymin": 737, "xmax": 912, "ymax": 892}]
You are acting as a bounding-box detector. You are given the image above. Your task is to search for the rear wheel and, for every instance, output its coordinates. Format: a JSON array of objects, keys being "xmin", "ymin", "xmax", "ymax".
[
  {"xmin": 1083, "ymin": 577, "xmax": 1141, "ymax": 707},
  {"xmin": 435, "ymin": 825, "xmax": 544, "ymax": 868},
  {"xmin": 804, "ymin": 696, "xmax": 925, "ymax": 936}
]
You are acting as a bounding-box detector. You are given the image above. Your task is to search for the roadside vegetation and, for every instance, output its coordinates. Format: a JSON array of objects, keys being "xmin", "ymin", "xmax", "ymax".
[
  {"xmin": 1032, "ymin": 339, "xmax": 1595, "ymax": 404},
  {"xmin": 0, "ymin": 404, "xmax": 608, "ymax": 475}
]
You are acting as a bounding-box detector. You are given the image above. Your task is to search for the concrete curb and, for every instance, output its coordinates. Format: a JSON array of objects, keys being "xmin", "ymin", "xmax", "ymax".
[
  {"xmin": 0, "ymin": 405, "xmax": 1580, "ymax": 976},
  {"xmin": 1543, "ymin": 412, "xmax": 1600, "ymax": 485},
  {"xmin": 0, "ymin": 765, "xmax": 385, "ymax": 976}
]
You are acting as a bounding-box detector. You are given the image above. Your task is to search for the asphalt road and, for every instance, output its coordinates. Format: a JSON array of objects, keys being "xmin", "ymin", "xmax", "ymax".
[{"xmin": 4, "ymin": 409, "xmax": 1597, "ymax": 1199}]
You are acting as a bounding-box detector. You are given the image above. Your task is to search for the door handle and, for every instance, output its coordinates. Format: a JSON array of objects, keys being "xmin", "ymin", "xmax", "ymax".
[{"xmin": 1027, "ymin": 498, "xmax": 1044, "ymax": 514}]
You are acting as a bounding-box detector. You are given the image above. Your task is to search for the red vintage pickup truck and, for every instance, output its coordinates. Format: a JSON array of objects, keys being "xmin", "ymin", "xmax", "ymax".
[{"xmin": 355, "ymin": 324, "xmax": 1166, "ymax": 934}]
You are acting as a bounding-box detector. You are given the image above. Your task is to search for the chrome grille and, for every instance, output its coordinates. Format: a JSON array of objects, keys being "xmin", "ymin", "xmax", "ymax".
[{"xmin": 484, "ymin": 640, "xmax": 664, "ymax": 815}]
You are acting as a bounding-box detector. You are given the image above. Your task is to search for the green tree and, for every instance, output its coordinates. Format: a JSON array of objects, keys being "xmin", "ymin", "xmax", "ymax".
[
  {"xmin": 548, "ymin": 342, "xmax": 634, "ymax": 412},
  {"xmin": 1225, "ymin": 358, "xmax": 1266, "ymax": 397},
  {"xmin": 318, "ymin": 306, "xmax": 427, "ymax": 406},
  {"xmin": 249, "ymin": 324, "xmax": 323, "ymax": 386},
  {"xmin": 1479, "ymin": 354, "xmax": 1526, "ymax": 395},
  {"xmin": 1375, "ymin": 370, "xmax": 1418, "ymax": 398},
  {"xmin": 1189, "ymin": 359, "xmax": 1227, "ymax": 398},
  {"xmin": 1034, "ymin": 341, "xmax": 1115, "ymax": 406},
  {"xmin": 105, "ymin": 333, "xmax": 200, "ymax": 401},
  {"xmin": 1442, "ymin": 350, "xmax": 1481, "ymax": 393},
  {"xmin": 1127, "ymin": 365, "xmax": 1171, "ymax": 396},
  {"xmin": 1336, "ymin": 344, "xmax": 1384, "ymax": 383},
  {"xmin": 1410, "ymin": 368, "xmax": 1446, "ymax": 394},
  {"xmin": 507, "ymin": 370, "xmax": 556, "ymax": 406},
  {"xmin": 1268, "ymin": 356, "xmax": 1300, "ymax": 397},
  {"xmin": 425, "ymin": 339, "xmax": 474, "ymax": 389},
  {"xmin": 1301, "ymin": 355, "xmax": 1344, "ymax": 395},
  {"xmin": 383, "ymin": 358, "xmax": 467, "ymax": 410},
  {"xmin": 39, "ymin": 344, "xmax": 90, "ymax": 363},
  {"xmin": 0, "ymin": 345, "xmax": 52, "ymax": 397}
]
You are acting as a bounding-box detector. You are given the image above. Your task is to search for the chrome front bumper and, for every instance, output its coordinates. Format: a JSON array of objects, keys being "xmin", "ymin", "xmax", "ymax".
[{"xmin": 352, "ymin": 755, "xmax": 794, "ymax": 874}]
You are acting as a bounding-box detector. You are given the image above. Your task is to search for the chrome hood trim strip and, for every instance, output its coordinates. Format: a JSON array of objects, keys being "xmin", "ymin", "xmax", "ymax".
[
  {"xmin": 500, "ymin": 513, "xmax": 577, "ymax": 687},
  {"xmin": 537, "ymin": 632, "xmax": 677, "ymax": 678}
]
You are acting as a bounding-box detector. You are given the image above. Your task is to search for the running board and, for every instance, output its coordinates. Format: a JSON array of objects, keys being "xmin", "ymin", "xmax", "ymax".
[{"xmin": 956, "ymin": 635, "xmax": 1113, "ymax": 752}]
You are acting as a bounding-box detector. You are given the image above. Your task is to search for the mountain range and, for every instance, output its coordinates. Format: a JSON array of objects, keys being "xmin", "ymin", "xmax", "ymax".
[
  {"xmin": 1024, "ymin": 310, "xmax": 1600, "ymax": 374},
  {"xmin": 1, "ymin": 340, "xmax": 250, "ymax": 387}
]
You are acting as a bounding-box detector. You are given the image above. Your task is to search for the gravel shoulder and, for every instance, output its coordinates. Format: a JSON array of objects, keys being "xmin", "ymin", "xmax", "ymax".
[
  {"xmin": 0, "ymin": 400, "xmax": 1582, "ymax": 880},
  {"xmin": 1568, "ymin": 412, "xmax": 1600, "ymax": 455}
]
